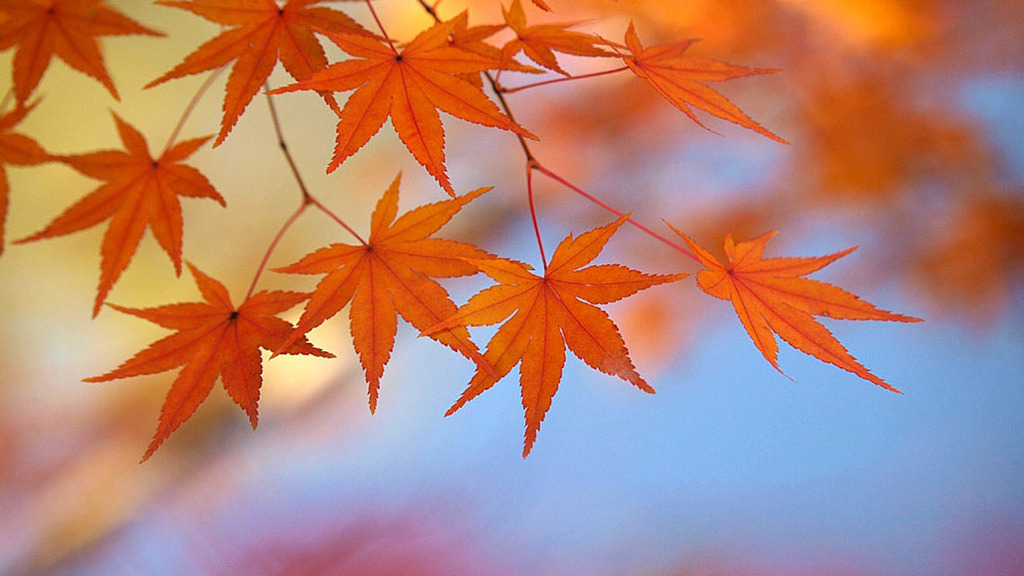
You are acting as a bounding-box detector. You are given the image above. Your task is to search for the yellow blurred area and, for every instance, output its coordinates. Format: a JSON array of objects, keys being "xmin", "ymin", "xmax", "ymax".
[{"xmin": 0, "ymin": 2, "xmax": 364, "ymax": 571}]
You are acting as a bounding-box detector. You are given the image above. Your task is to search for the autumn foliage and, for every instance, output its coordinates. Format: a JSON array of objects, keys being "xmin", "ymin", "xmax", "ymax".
[{"xmin": 1, "ymin": 0, "xmax": 926, "ymax": 460}]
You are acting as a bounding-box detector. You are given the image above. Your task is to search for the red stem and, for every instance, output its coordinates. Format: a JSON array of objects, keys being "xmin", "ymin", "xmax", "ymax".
[
  {"xmin": 525, "ymin": 160, "xmax": 548, "ymax": 270},
  {"xmin": 309, "ymin": 195, "xmax": 367, "ymax": 246},
  {"xmin": 263, "ymin": 83, "xmax": 366, "ymax": 246},
  {"xmin": 244, "ymin": 82, "xmax": 369, "ymax": 299},
  {"xmin": 161, "ymin": 66, "xmax": 225, "ymax": 155},
  {"xmin": 531, "ymin": 162, "xmax": 700, "ymax": 264},
  {"xmin": 365, "ymin": 0, "xmax": 399, "ymax": 52},
  {"xmin": 245, "ymin": 202, "xmax": 308, "ymax": 301},
  {"xmin": 499, "ymin": 66, "xmax": 629, "ymax": 94}
]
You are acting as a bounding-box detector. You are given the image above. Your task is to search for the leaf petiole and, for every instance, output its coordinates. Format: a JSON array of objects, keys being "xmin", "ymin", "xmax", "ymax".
[
  {"xmin": 526, "ymin": 160, "xmax": 548, "ymax": 271},
  {"xmin": 160, "ymin": 66, "xmax": 226, "ymax": 155},
  {"xmin": 530, "ymin": 161, "xmax": 701, "ymax": 264},
  {"xmin": 498, "ymin": 66, "xmax": 629, "ymax": 94}
]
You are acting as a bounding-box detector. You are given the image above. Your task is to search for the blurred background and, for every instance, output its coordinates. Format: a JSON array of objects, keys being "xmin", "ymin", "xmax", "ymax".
[{"xmin": 1, "ymin": 0, "xmax": 1022, "ymax": 574}]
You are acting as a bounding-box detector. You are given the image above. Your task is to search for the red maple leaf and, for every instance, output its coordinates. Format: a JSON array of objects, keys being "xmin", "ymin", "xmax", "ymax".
[
  {"xmin": 275, "ymin": 174, "xmax": 493, "ymax": 412},
  {"xmin": 147, "ymin": 0, "xmax": 370, "ymax": 145},
  {"xmin": 427, "ymin": 214, "xmax": 685, "ymax": 456},
  {"xmin": 16, "ymin": 113, "xmax": 223, "ymax": 316},
  {"xmin": 0, "ymin": 101, "xmax": 50, "ymax": 254},
  {"xmin": 269, "ymin": 15, "xmax": 537, "ymax": 196},
  {"xmin": 0, "ymin": 0, "xmax": 162, "ymax": 101},
  {"xmin": 86, "ymin": 263, "xmax": 333, "ymax": 461}
]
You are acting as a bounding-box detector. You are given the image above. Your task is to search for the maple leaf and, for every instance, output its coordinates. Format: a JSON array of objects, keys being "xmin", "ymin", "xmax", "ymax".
[
  {"xmin": 447, "ymin": 10, "xmax": 541, "ymax": 88},
  {"xmin": 86, "ymin": 263, "xmax": 333, "ymax": 461},
  {"xmin": 274, "ymin": 174, "xmax": 494, "ymax": 412},
  {"xmin": 268, "ymin": 15, "xmax": 537, "ymax": 196},
  {"xmin": 15, "ymin": 113, "xmax": 224, "ymax": 316},
  {"xmin": 0, "ymin": 100, "xmax": 50, "ymax": 255},
  {"xmin": 0, "ymin": 0, "xmax": 162, "ymax": 102},
  {"xmin": 146, "ymin": 0, "xmax": 370, "ymax": 146},
  {"xmin": 621, "ymin": 21, "xmax": 787, "ymax": 144},
  {"xmin": 501, "ymin": 0, "xmax": 613, "ymax": 76},
  {"xmin": 669, "ymin": 226, "xmax": 922, "ymax": 392},
  {"xmin": 426, "ymin": 214, "xmax": 685, "ymax": 457}
]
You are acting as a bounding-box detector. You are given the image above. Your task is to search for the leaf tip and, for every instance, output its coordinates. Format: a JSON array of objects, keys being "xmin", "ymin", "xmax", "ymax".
[{"xmin": 141, "ymin": 434, "xmax": 165, "ymax": 463}]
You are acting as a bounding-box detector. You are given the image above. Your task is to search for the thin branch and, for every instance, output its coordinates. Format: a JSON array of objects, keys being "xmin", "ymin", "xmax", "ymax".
[
  {"xmin": 264, "ymin": 84, "xmax": 367, "ymax": 246},
  {"xmin": 531, "ymin": 161, "xmax": 700, "ymax": 264},
  {"xmin": 308, "ymin": 195, "xmax": 367, "ymax": 247},
  {"xmin": 160, "ymin": 66, "xmax": 226, "ymax": 155},
  {"xmin": 410, "ymin": 0, "xmax": 692, "ymax": 265},
  {"xmin": 264, "ymin": 84, "xmax": 312, "ymax": 200},
  {"xmin": 365, "ymin": 0, "xmax": 398, "ymax": 52},
  {"xmin": 484, "ymin": 71, "xmax": 535, "ymax": 161},
  {"xmin": 245, "ymin": 82, "xmax": 370, "ymax": 299},
  {"xmin": 526, "ymin": 160, "xmax": 548, "ymax": 270},
  {"xmin": 245, "ymin": 202, "xmax": 308, "ymax": 301},
  {"xmin": 499, "ymin": 66, "xmax": 629, "ymax": 94},
  {"xmin": 416, "ymin": 0, "xmax": 439, "ymax": 19}
]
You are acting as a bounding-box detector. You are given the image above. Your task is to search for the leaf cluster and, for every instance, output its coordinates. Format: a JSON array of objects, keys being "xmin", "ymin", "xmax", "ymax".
[{"xmin": 0, "ymin": 0, "xmax": 920, "ymax": 460}]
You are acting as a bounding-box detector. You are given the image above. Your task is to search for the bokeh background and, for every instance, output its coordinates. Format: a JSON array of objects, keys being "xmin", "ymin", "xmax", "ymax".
[{"xmin": 1, "ymin": 1, "xmax": 1022, "ymax": 574}]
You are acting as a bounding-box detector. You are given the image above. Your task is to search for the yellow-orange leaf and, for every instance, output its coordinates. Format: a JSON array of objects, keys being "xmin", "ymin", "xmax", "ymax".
[
  {"xmin": 0, "ymin": 0, "xmax": 162, "ymax": 102},
  {"xmin": 274, "ymin": 174, "xmax": 493, "ymax": 412},
  {"xmin": 16, "ymin": 114, "xmax": 224, "ymax": 316},
  {"xmin": 269, "ymin": 15, "xmax": 536, "ymax": 195},
  {"xmin": 147, "ymin": 0, "xmax": 369, "ymax": 145},
  {"xmin": 669, "ymin": 225, "xmax": 922, "ymax": 392},
  {"xmin": 622, "ymin": 21, "xmax": 787, "ymax": 144},
  {"xmin": 86, "ymin": 264, "xmax": 332, "ymax": 461},
  {"xmin": 0, "ymin": 101, "xmax": 50, "ymax": 255},
  {"xmin": 428, "ymin": 214, "xmax": 685, "ymax": 456}
]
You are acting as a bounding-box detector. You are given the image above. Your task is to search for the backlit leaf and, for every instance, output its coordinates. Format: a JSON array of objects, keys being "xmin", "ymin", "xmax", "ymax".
[
  {"xmin": 147, "ymin": 0, "xmax": 370, "ymax": 145},
  {"xmin": 86, "ymin": 263, "xmax": 332, "ymax": 461},
  {"xmin": 622, "ymin": 21, "xmax": 787, "ymax": 143},
  {"xmin": 428, "ymin": 214, "xmax": 684, "ymax": 456},
  {"xmin": 669, "ymin": 225, "xmax": 922, "ymax": 392},
  {"xmin": 0, "ymin": 101, "xmax": 50, "ymax": 255},
  {"xmin": 274, "ymin": 174, "xmax": 493, "ymax": 412},
  {"xmin": 0, "ymin": 0, "xmax": 162, "ymax": 101},
  {"xmin": 16, "ymin": 114, "xmax": 224, "ymax": 316},
  {"xmin": 269, "ymin": 15, "xmax": 537, "ymax": 195}
]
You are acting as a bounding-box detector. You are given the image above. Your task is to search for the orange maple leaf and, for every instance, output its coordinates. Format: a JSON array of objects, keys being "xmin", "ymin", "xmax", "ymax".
[
  {"xmin": 621, "ymin": 21, "xmax": 787, "ymax": 144},
  {"xmin": 0, "ymin": 0, "xmax": 162, "ymax": 102},
  {"xmin": 501, "ymin": 0, "xmax": 612, "ymax": 76},
  {"xmin": 669, "ymin": 226, "xmax": 922, "ymax": 392},
  {"xmin": 448, "ymin": 10, "xmax": 541, "ymax": 88},
  {"xmin": 86, "ymin": 263, "xmax": 333, "ymax": 461},
  {"xmin": 16, "ymin": 113, "xmax": 224, "ymax": 316},
  {"xmin": 269, "ymin": 15, "xmax": 537, "ymax": 196},
  {"xmin": 274, "ymin": 174, "xmax": 494, "ymax": 412},
  {"xmin": 147, "ymin": 0, "xmax": 370, "ymax": 145},
  {"xmin": 0, "ymin": 101, "xmax": 50, "ymax": 255},
  {"xmin": 427, "ymin": 214, "xmax": 685, "ymax": 457}
]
